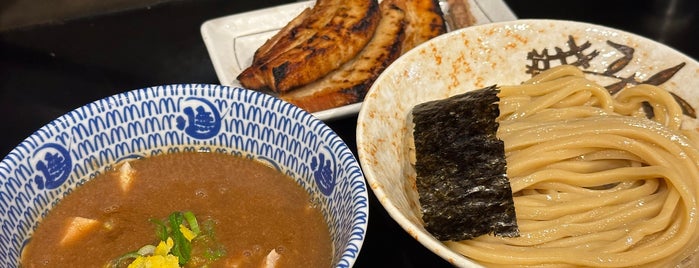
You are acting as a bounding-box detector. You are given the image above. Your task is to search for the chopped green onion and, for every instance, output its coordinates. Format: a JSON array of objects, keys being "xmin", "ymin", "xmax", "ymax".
[
  {"xmin": 106, "ymin": 251, "xmax": 140, "ymax": 268},
  {"xmin": 106, "ymin": 211, "xmax": 225, "ymax": 267},
  {"xmin": 168, "ymin": 212, "xmax": 192, "ymax": 265},
  {"xmin": 137, "ymin": 245, "xmax": 156, "ymax": 256},
  {"xmin": 204, "ymin": 246, "xmax": 227, "ymax": 261},
  {"xmin": 149, "ymin": 218, "xmax": 168, "ymax": 242},
  {"xmin": 183, "ymin": 211, "xmax": 200, "ymax": 235}
]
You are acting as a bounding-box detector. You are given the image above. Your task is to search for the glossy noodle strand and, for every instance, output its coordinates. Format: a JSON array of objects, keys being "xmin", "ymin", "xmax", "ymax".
[{"xmin": 445, "ymin": 65, "xmax": 699, "ymax": 267}]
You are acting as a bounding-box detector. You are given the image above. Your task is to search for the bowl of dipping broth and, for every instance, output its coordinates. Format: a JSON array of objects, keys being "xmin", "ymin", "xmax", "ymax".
[
  {"xmin": 1, "ymin": 84, "xmax": 367, "ymax": 267},
  {"xmin": 357, "ymin": 19, "xmax": 699, "ymax": 267}
]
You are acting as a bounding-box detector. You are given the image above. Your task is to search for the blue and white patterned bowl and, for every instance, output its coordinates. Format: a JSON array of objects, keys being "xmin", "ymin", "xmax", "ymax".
[{"xmin": 0, "ymin": 84, "xmax": 368, "ymax": 267}]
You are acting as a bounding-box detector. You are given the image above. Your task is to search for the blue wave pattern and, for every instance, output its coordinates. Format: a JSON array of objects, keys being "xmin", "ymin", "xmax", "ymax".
[{"xmin": 0, "ymin": 84, "xmax": 368, "ymax": 267}]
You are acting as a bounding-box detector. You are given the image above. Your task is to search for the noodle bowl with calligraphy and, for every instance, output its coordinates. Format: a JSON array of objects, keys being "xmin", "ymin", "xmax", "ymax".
[{"xmin": 357, "ymin": 19, "xmax": 699, "ymax": 267}]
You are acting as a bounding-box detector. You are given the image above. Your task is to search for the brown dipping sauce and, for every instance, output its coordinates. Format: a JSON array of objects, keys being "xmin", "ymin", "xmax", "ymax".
[{"xmin": 21, "ymin": 152, "xmax": 332, "ymax": 267}]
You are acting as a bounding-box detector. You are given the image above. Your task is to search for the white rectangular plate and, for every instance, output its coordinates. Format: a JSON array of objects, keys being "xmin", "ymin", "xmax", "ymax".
[{"xmin": 201, "ymin": 0, "xmax": 517, "ymax": 120}]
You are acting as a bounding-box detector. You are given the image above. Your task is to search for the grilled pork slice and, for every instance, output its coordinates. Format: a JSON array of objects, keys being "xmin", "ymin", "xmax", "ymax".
[
  {"xmin": 252, "ymin": 8, "xmax": 311, "ymax": 64},
  {"xmin": 238, "ymin": 0, "xmax": 381, "ymax": 94},
  {"xmin": 445, "ymin": 0, "xmax": 476, "ymax": 30},
  {"xmin": 251, "ymin": 0, "xmax": 341, "ymax": 66},
  {"xmin": 282, "ymin": 1, "xmax": 406, "ymax": 112},
  {"xmin": 394, "ymin": 0, "xmax": 447, "ymax": 54}
]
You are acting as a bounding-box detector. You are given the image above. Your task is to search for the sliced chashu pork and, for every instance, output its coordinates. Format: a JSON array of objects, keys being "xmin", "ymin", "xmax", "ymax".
[
  {"xmin": 281, "ymin": 0, "xmax": 407, "ymax": 112},
  {"xmin": 237, "ymin": 0, "xmax": 381, "ymax": 94}
]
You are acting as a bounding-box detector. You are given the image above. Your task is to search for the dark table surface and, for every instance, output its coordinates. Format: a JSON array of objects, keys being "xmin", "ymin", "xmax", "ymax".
[{"xmin": 1, "ymin": 0, "xmax": 697, "ymax": 266}]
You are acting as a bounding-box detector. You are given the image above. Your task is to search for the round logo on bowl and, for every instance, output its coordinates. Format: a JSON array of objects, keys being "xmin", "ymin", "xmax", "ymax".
[
  {"xmin": 176, "ymin": 97, "xmax": 222, "ymax": 139},
  {"xmin": 32, "ymin": 143, "xmax": 72, "ymax": 190},
  {"xmin": 312, "ymin": 145, "xmax": 338, "ymax": 196}
]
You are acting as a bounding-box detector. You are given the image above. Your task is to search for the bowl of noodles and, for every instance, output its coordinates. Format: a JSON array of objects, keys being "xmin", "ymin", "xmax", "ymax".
[
  {"xmin": 356, "ymin": 19, "xmax": 699, "ymax": 267},
  {"xmin": 0, "ymin": 84, "xmax": 368, "ymax": 267}
]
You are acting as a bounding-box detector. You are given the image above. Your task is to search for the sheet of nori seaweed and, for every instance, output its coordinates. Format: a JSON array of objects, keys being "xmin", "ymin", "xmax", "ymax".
[{"xmin": 411, "ymin": 85, "xmax": 518, "ymax": 241}]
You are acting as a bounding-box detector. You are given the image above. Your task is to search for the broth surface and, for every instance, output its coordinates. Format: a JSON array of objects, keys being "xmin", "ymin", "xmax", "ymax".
[{"xmin": 21, "ymin": 152, "xmax": 332, "ymax": 267}]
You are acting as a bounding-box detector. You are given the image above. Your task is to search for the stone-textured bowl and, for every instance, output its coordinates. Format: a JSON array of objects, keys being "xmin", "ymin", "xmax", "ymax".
[
  {"xmin": 356, "ymin": 19, "xmax": 699, "ymax": 267},
  {"xmin": 0, "ymin": 84, "xmax": 368, "ymax": 267}
]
